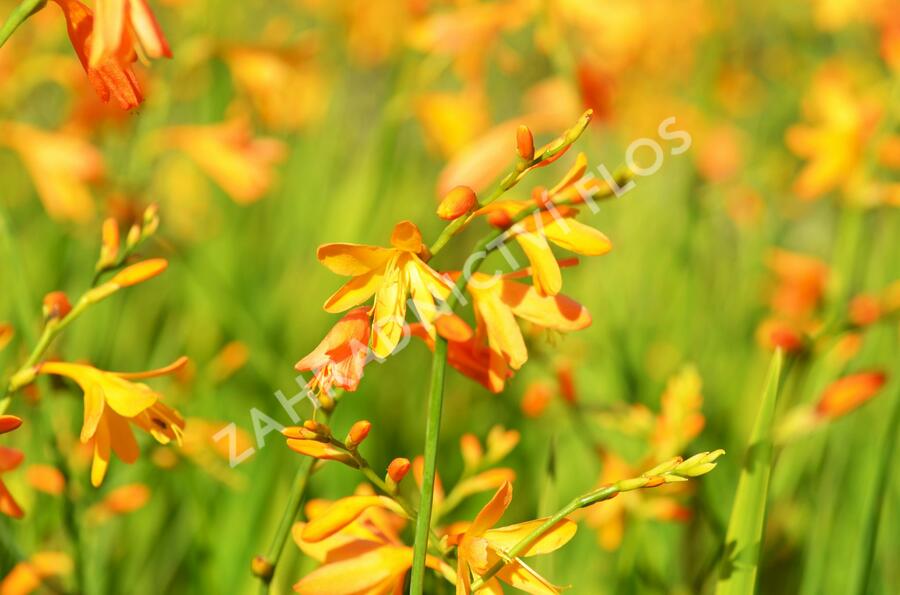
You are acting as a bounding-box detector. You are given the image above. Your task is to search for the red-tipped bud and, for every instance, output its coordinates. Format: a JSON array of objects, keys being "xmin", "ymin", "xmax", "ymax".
[
  {"xmin": 817, "ymin": 372, "xmax": 887, "ymax": 419},
  {"xmin": 556, "ymin": 361, "xmax": 578, "ymax": 406},
  {"xmin": 43, "ymin": 291, "xmax": 72, "ymax": 320},
  {"xmin": 437, "ymin": 186, "xmax": 477, "ymax": 221},
  {"xmin": 516, "ymin": 125, "xmax": 535, "ymax": 161},
  {"xmin": 345, "ymin": 420, "xmax": 372, "ymax": 449},
  {"xmin": 849, "ymin": 294, "xmax": 881, "ymax": 327},
  {"xmin": 387, "ymin": 457, "xmax": 411, "ymax": 483},
  {"xmin": 521, "ymin": 381, "xmax": 553, "ymax": 418}
]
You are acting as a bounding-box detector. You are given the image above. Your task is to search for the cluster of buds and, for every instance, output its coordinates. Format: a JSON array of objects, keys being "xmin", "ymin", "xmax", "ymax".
[
  {"xmin": 95, "ymin": 204, "xmax": 161, "ymax": 278},
  {"xmin": 282, "ymin": 419, "xmax": 379, "ymax": 469},
  {"xmin": 614, "ymin": 449, "xmax": 726, "ymax": 492}
]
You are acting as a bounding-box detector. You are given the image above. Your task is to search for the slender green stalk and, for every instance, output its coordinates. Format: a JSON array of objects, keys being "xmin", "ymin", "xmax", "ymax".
[
  {"xmin": 715, "ymin": 349, "xmax": 785, "ymax": 595},
  {"xmin": 254, "ymin": 456, "xmax": 315, "ymax": 594},
  {"xmin": 0, "ymin": 0, "xmax": 44, "ymax": 48},
  {"xmin": 850, "ymin": 374, "xmax": 900, "ymax": 595},
  {"xmin": 408, "ymin": 337, "xmax": 449, "ymax": 594}
]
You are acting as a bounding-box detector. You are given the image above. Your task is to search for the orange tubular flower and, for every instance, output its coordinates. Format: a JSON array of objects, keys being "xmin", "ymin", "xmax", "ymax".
[
  {"xmin": 37, "ymin": 358, "xmax": 187, "ymax": 486},
  {"xmin": 0, "ymin": 415, "xmax": 25, "ymax": 518},
  {"xmin": 292, "ymin": 488, "xmax": 452, "ymax": 595},
  {"xmin": 466, "ymin": 273, "xmax": 591, "ymax": 392},
  {"xmin": 451, "ymin": 482, "xmax": 577, "ymax": 594},
  {"xmin": 477, "ymin": 200, "xmax": 612, "ymax": 296},
  {"xmin": 295, "ymin": 307, "xmax": 371, "ymax": 397},
  {"xmin": 318, "ymin": 221, "xmax": 453, "ymax": 358},
  {"xmin": 409, "ymin": 321, "xmax": 502, "ymax": 393},
  {"xmin": 89, "ymin": 0, "xmax": 172, "ymax": 68},
  {"xmin": 52, "ymin": 0, "xmax": 144, "ymax": 110},
  {"xmin": 817, "ymin": 372, "xmax": 887, "ymax": 419}
]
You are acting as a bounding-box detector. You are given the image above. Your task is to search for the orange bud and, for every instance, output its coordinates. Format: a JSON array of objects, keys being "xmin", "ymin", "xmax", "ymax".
[
  {"xmin": 282, "ymin": 426, "xmax": 319, "ymax": 440},
  {"xmin": 486, "ymin": 209, "xmax": 514, "ymax": 229},
  {"xmin": 99, "ymin": 217, "xmax": 120, "ymax": 267},
  {"xmin": 756, "ymin": 319, "xmax": 805, "ymax": 352},
  {"xmin": 817, "ymin": 372, "xmax": 887, "ymax": 419},
  {"xmin": 435, "ymin": 313, "xmax": 474, "ymax": 343},
  {"xmin": 26, "ymin": 465, "xmax": 65, "ymax": 496},
  {"xmin": 459, "ymin": 434, "xmax": 482, "ymax": 469},
  {"xmin": 303, "ymin": 420, "xmax": 331, "ymax": 438},
  {"xmin": 110, "ymin": 258, "xmax": 168, "ymax": 287},
  {"xmin": 437, "ymin": 186, "xmax": 477, "ymax": 220},
  {"xmin": 345, "ymin": 420, "xmax": 371, "ymax": 449},
  {"xmin": 0, "ymin": 415, "xmax": 23, "ymax": 434},
  {"xmin": 849, "ymin": 294, "xmax": 881, "ymax": 327},
  {"xmin": 516, "ymin": 125, "xmax": 535, "ymax": 160},
  {"xmin": 42, "ymin": 291, "xmax": 72, "ymax": 320},
  {"xmin": 521, "ymin": 382, "xmax": 552, "ymax": 418},
  {"xmin": 387, "ymin": 457, "xmax": 411, "ymax": 483},
  {"xmin": 556, "ymin": 361, "xmax": 577, "ymax": 405},
  {"xmin": 99, "ymin": 484, "xmax": 150, "ymax": 515}
]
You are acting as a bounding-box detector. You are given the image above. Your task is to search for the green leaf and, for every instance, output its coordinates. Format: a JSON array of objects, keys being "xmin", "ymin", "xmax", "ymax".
[{"xmin": 715, "ymin": 349, "xmax": 785, "ymax": 595}]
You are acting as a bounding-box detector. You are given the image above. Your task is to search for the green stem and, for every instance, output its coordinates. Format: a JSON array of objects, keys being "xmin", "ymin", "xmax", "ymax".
[
  {"xmin": 255, "ymin": 455, "xmax": 315, "ymax": 594},
  {"xmin": 408, "ymin": 336, "xmax": 449, "ymax": 594},
  {"xmin": 0, "ymin": 0, "xmax": 45, "ymax": 48}
]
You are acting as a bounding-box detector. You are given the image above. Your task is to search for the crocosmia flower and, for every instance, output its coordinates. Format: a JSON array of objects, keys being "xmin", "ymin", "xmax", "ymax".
[
  {"xmin": 295, "ymin": 307, "xmax": 371, "ymax": 396},
  {"xmin": 89, "ymin": 0, "xmax": 171, "ymax": 68}
]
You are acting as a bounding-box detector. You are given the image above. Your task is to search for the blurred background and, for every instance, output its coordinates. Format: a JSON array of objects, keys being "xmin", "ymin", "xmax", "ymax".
[{"xmin": 0, "ymin": 0, "xmax": 899, "ymax": 593}]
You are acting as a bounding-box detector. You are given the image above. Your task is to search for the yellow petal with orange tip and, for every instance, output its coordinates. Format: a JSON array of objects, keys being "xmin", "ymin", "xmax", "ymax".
[
  {"xmin": 484, "ymin": 517, "xmax": 577, "ymax": 556},
  {"xmin": 110, "ymin": 258, "xmax": 168, "ymax": 287},
  {"xmin": 301, "ymin": 495, "xmax": 406, "ymax": 542},
  {"xmin": 317, "ymin": 243, "xmax": 393, "ymax": 276},
  {"xmin": 515, "ymin": 232, "xmax": 562, "ymax": 297},
  {"xmin": 285, "ymin": 439, "xmax": 350, "ymax": 461},
  {"xmin": 816, "ymin": 372, "xmax": 887, "ymax": 419},
  {"xmin": 293, "ymin": 545, "xmax": 413, "ymax": 595},
  {"xmin": 501, "ymin": 281, "xmax": 591, "ymax": 332},
  {"xmin": 26, "ymin": 464, "xmax": 66, "ymax": 496},
  {"xmin": 495, "ymin": 558, "xmax": 561, "ymax": 594},
  {"xmin": 469, "ymin": 481, "xmax": 512, "ymax": 537},
  {"xmin": 543, "ymin": 218, "xmax": 612, "ymax": 256},
  {"xmin": 0, "ymin": 415, "xmax": 22, "ymax": 435},
  {"xmin": 291, "ymin": 522, "xmax": 360, "ymax": 563},
  {"xmin": 323, "ymin": 269, "xmax": 383, "ymax": 313}
]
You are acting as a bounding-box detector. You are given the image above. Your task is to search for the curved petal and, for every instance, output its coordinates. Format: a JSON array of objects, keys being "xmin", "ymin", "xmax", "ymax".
[
  {"xmin": 81, "ymin": 383, "xmax": 106, "ymax": 442},
  {"xmin": 0, "ymin": 447, "xmax": 24, "ymax": 472},
  {"xmin": 477, "ymin": 297, "xmax": 527, "ymax": 370},
  {"xmin": 500, "ymin": 282, "xmax": 590, "ymax": 332},
  {"xmin": 543, "ymin": 219, "xmax": 612, "ymax": 256},
  {"xmin": 484, "ymin": 518, "xmax": 577, "ymax": 556},
  {"xmin": 515, "ymin": 233, "xmax": 561, "ymax": 297},
  {"xmin": 371, "ymin": 259, "xmax": 409, "ymax": 359},
  {"xmin": 107, "ymin": 411, "xmax": 140, "ymax": 464},
  {"xmin": 293, "ymin": 546, "xmax": 412, "ymax": 595},
  {"xmin": 496, "ymin": 558, "xmax": 560, "ymax": 595},
  {"xmin": 317, "ymin": 243, "xmax": 392, "ymax": 276},
  {"xmin": 469, "ymin": 482, "xmax": 512, "ymax": 537},
  {"xmin": 91, "ymin": 418, "xmax": 112, "ymax": 487},
  {"xmin": 324, "ymin": 270, "xmax": 383, "ymax": 313},
  {"xmin": 302, "ymin": 496, "xmax": 405, "ymax": 543},
  {"xmin": 0, "ymin": 481, "xmax": 23, "ymax": 518},
  {"xmin": 102, "ymin": 377, "xmax": 158, "ymax": 418}
]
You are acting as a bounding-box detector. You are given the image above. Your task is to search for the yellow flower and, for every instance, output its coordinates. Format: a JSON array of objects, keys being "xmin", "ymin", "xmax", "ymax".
[
  {"xmin": 466, "ymin": 273, "xmax": 591, "ymax": 391},
  {"xmin": 450, "ymin": 481, "xmax": 577, "ymax": 594},
  {"xmin": 292, "ymin": 486, "xmax": 453, "ymax": 594},
  {"xmin": 318, "ymin": 221, "xmax": 453, "ymax": 358},
  {"xmin": 38, "ymin": 358, "xmax": 187, "ymax": 486},
  {"xmin": 477, "ymin": 201, "xmax": 612, "ymax": 296}
]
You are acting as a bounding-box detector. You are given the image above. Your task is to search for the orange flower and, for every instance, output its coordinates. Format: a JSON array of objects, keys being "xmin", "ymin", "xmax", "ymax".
[
  {"xmin": 291, "ymin": 487, "xmax": 452, "ymax": 594},
  {"xmin": 295, "ymin": 307, "xmax": 371, "ymax": 396},
  {"xmin": 318, "ymin": 221, "xmax": 453, "ymax": 358},
  {"xmin": 87, "ymin": 483, "xmax": 151, "ymax": 522},
  {"xmin": 52, "ymin": 0, "xmax": 144, "ymax": 109},
  {"xmin": 817, "ymin": 372, "xmax": 887, "ymax": 419},
  {"xmin": 89, "ymin": 0, "xmax": 171, "ymax": 68},
  {"xmin": 477, "ymin": 200, "xmax": 612, "ymax": 296},
  {"xmin": 521, "ymin": 381, "xmax": 553, "ymax": 418},
  {"xmin": 0, "ymin": 121, "xmax": 103, "ymax": 223},
  {"xmin": 37, "ymin": 358, "xmax": 187, "ymax": 486},
  {"xmin": 450, "ymin": 481, "xmax": 577, "ymax": 594},
  {"xmin": 410, "ymin": 321, "xmax": 501, "ymax": 392},
  {"xmin": 165, "ymin": 118, "xmax": 287, "ymax": 204},
  {"xmin": 466, "ymin": 273, "xmax": 591, "ymax": 391},
  {"xmin": 766, "ymin": 249, "xmax": 829, "ymax": 320},
  {"xmin": 26, "ymin": 465, "xmax": 66, "ymax": 496},
  {"xmin": 0, "ymin": 551, "xmax": 72, "ymax": 595},
  {"xmin": 0, "ymin": 415, "xmax": 24, "ymax": 518}
]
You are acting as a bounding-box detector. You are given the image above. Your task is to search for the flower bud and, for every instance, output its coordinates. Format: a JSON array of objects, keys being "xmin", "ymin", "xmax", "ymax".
[
  {"xmin": 387, "ymin": 457, "xmax": 411, "ymax": 483},
  {"xmin": 521, "ymin": 382, "xmax": 552, "ymax": 418},
  {"xmin": 126, "ymin": 224, "xmax": 142, "ymax": 250},
  {"xmin": 303, "ymin": 419, "xmax": 332, "ymax": 439},
  {"xmin": 345, "ymin": 420, "xmax": 371, "ymax": 449},
  {"xmin": 97, "ymin": 218, "xmax": 119, "ymax": 270},
  {"xmin": 110, "ymin": 258, "xmax": 168, "ymax": 288},
  {"xmin": 459, "ymin": 434, "xmax": 483, "ymax": 470},
  {"xmin": 516, "ymin": 125, "xmax": 534, "ymax": 161},
  {"xmin": 251, "ymin": 556, "xmax": 274, "ymax": 580},
  {"xmin": 849, "ymin": 294, "xmax": 881, "ymax": 327},
  {"xmin": 437, "ymin": 186, "xmax": 477, "ymax": 220},
  {"xmin": 142, "ymin": 203, "xmax": 160, "ymax": 237},
  {"xmin": 816, "ymin": 372, "xmax": 886, "ymax": 419},
  {"xmin": 42, "ymin": 291, "xmax": 72, "ymax": 320}
]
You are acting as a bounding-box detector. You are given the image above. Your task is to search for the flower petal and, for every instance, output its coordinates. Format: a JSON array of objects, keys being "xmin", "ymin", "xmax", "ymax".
[
  {"xmin": 302, "ymin": 496, "xmax": 405, "ymax": 543},
  {"xmin": 324, "ymin": 269, "xmax": 383, "ymax": 313},
  {"xmin": 293, "ymin": 546, "xmax": 413, "ymax": 595},
  {"xmin": 469, "ymin": 482, "xmax": 512, "ymax": 537},
  {"xmin": 515, "ymin": 233, "xmax": 561, "ymax": 297},
  {"xmin": 543, "ymin": 218, "xmax": 612, "ymax": 256},
  {"xmin": 317, "ymin": 243, "xmax": 393, "ymax": 276},
  {"xmin": 500, "ymin": 282, "xmax": 591, "ymax": 331},
  {"xmin": 484, "ymin": 518, "xmax": 577, "ymax": 556}
]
